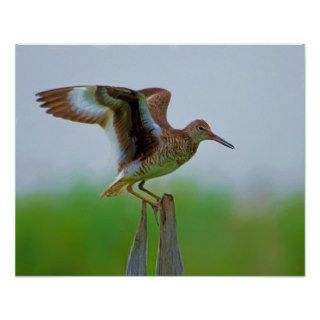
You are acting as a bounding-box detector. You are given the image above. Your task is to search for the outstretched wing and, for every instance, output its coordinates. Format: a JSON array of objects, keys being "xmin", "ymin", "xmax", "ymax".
[
  {"xmin": 36, "ymin": 86, "xmax": 161, "ymax": 171},
  {"xmin": 138, "ymin": 88, "xmax": 172, "ymax": 129}
]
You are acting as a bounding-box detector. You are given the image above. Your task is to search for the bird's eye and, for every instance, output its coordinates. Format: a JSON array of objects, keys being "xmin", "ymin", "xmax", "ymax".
[{"xmin": 198, "ymin": 126, "xmax": 204, "ymax": 130}]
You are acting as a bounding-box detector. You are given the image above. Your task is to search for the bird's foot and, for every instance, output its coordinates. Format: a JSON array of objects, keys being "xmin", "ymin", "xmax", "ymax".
[{"xmin": 151, "ymin": 199, "xmax": 161, "ymax": 212}]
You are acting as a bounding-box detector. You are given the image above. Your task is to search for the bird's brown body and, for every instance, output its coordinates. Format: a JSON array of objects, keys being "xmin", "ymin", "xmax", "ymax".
[
  {"xmin": 105, "ymin": 129, "xmax": 199, "ymax": 196},
  {"xmin": 36, "ymin": 85, "xmax": 234, "ymax": 207}
]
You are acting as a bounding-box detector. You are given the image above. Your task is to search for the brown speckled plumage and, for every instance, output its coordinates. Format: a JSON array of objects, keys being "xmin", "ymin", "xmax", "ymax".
[{"xmin": 36, "ymin": 85, "xmax": 234, "ymax": 207}]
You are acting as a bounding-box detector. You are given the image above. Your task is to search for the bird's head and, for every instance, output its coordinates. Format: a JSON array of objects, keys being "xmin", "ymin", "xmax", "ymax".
[{"xmin": 185, "ymin": 119, "xmax": 234, "ymax": 149}]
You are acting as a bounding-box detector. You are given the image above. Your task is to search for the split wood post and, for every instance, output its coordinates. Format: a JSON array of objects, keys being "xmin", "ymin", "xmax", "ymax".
[
  {"xmin": 126, "ymin": 194, "xmax": 184, "ymax": 276},
  {"xmin": 126, "ymin": 201, "xmax": 148, "ymax": 276},
  {"xmin": 156, "ymin": 194, "xmax": 184, "ymax": 276}
]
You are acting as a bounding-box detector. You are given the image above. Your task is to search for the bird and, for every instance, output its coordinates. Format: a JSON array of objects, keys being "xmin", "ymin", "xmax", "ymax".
[{"xmin": 36, "ymin": 85, "xmax": 234, "ymax": 210}]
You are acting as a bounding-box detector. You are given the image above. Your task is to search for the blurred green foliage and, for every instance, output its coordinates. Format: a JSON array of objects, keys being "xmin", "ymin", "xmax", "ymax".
[{"xmin": 16, "ymin": 181, "xmax": 304, "ymax": 276}]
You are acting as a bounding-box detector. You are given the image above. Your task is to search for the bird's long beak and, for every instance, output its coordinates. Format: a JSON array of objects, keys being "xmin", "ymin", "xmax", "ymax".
[{"xmin": 209, "ymin": 132, "xmax": 235, "ymax": 149}]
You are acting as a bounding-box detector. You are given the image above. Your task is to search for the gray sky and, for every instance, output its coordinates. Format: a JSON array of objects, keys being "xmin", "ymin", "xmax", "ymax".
[{"xmin": 16, "ymin": 45, "xmax": 304, "ymax": 194}]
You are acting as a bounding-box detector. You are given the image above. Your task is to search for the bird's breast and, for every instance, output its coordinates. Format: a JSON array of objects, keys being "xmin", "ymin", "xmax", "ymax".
[{"xmin": 131, "ymin": 138, "xmax": 197, "ymax": 180}]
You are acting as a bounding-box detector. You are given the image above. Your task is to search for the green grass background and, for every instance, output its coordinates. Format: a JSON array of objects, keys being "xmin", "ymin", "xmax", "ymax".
[{"xmin": 16, "ymin": 181, "xmax": 304, "ymax": 276}]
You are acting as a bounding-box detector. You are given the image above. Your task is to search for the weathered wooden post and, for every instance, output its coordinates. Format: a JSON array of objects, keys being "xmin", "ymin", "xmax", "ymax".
[
  {"xmin": 156, "ymin": 194, "xmax": 184, "ymax": 276},
  {"xmin": 126, "ymin": 194, "xmax": 184, "ymax": 276},
  {"xmin": 126, "ymin": 201, "xmax": 148, "ymax": 276}
]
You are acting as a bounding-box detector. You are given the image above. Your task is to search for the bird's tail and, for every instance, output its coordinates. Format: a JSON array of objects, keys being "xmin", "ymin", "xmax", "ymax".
[{"xmin": 101, "ymin": 179, "xmax": 129, "ymax": 197}]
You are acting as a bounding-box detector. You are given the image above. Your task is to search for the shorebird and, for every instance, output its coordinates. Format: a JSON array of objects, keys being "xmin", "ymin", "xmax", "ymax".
[{"xmin": 36, "ymin": 85, "xmax": 234, "ymax": 209}]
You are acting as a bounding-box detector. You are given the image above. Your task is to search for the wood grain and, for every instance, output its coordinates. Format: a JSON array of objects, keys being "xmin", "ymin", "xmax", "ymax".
[
  {"xmin": 126, "ymin": 194, "xmax": 184, "ymax": 276},
  {"xmin": 156, "ymin": 194, "xmax": 184, "ymax": 276},
  {"xmin": 126, "ymin": 201, "xmax": 148, "ymax": 276}
]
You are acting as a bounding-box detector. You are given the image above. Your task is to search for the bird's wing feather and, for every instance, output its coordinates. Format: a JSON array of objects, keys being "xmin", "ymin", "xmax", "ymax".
[
  {"xmin": 36, "ymin": 86, "xmax": 161, "ymax": 171},
  {"xmin": 36, "ymin": 86, "xmax": 115, "ymax": 125},
  {"xmin": 138, "ymin": 88, "xmax": 172, "ymax": 129}
]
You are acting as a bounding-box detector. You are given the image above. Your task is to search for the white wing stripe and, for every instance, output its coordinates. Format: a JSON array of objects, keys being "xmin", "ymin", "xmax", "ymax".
[
  {"xmin": 67, "ymin": 87, "xmax": 107, "ymax": 118},
  {"xmin": 104, "ymin": 112, "xmax": 127, "ymax": 163}
]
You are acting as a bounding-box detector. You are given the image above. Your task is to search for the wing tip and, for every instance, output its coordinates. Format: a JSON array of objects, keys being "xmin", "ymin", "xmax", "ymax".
[{"xmin": 35, "ymin": 87, "xmax": 73, "ymax": 98}]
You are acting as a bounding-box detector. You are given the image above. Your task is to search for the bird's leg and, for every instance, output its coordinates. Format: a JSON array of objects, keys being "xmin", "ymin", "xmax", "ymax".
[
  {"xmin": 138, "ymin": 180, "xmax": 161, "ymax": 201},
  {"xmin": 137, "ymin": 181, "xmax": 162, "ymax": 223},
  {"xmin": 141, "ymin": 200, "xmax": 159, "ymax": 226},
  {"xmin": 127, "ymin": 185, "xmax": 160, "ymax": 225},
  {"xmin": 127, "ymin": 184, "xmax": 155, "ymax": 207}
]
